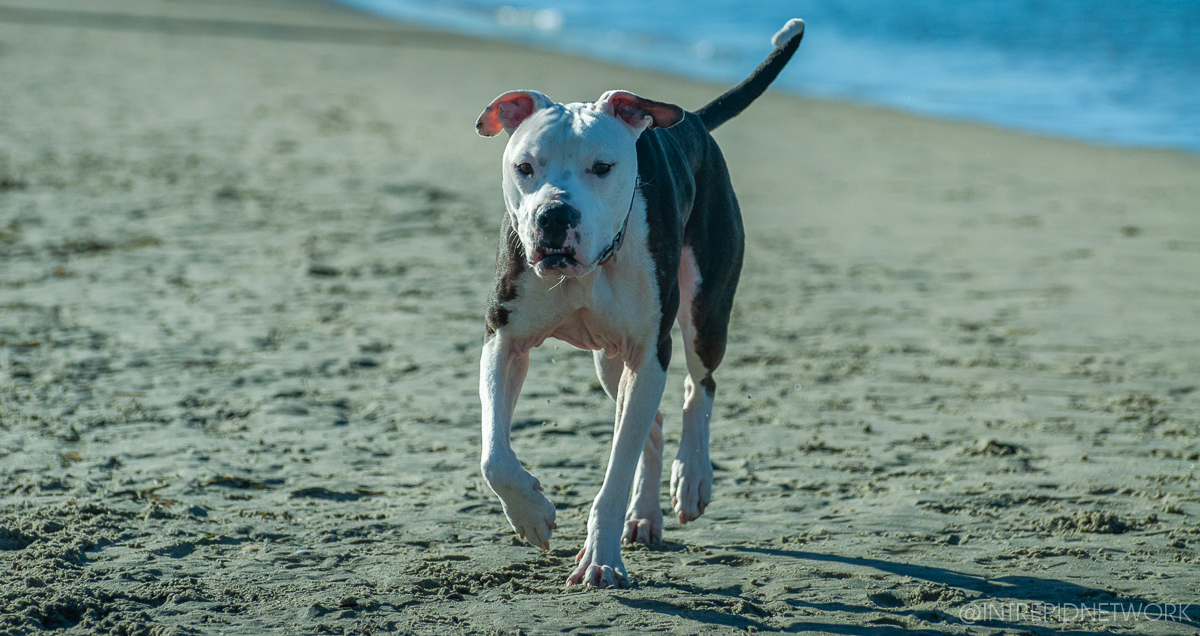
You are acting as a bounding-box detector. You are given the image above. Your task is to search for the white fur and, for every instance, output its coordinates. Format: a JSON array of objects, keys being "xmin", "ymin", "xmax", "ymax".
[
  {"xmin": 771, "ymin": 18, "xmax": 805, "ymax": 49},
  {"xmin": 479, "ymin": 17, "xmax": 804, "ymax": 590},
  {"xmin": 479, "ymin": 91, "xmax": 731, "ymax": 588},
  {"xmin": 669, "ymin": 247, "xmax": 713, "ymax": 522},
  {"xmin": 479, "ymin": 339, "xmax": 556, "ymax": 550},
  {"xmin": 622, "ymin": 408, "xmax": 665, "ymax": 544},
  {"xmin": 500, "ymin": 101, "xmax": 641, "ymax": 279},
  {"xmin": 480, "ymin": 148, "xmax": 664, "ymax": 587},
  {"xmin": 499, "ymin": 196, "xmax": 659, "ymax": 357}
]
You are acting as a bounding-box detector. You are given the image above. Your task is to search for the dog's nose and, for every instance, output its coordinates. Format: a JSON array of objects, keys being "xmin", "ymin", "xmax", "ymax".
[{"xmin": 536, "ymin": 204, "xmax": 574, "ymax": 232}]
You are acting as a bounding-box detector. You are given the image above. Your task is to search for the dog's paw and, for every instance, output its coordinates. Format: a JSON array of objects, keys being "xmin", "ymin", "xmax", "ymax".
[
  {"xmin": 622, "ymin": 504, "xmax": 663, "ymax": 545},
  {"xmin": 500, "ymin": 488, "xmax": 557, "ymax": 550},
  {"xmin": 670, "ymin": 449, "xmax": 712, "ymax": 524},
  {"xmin": 486, "ymin": 468, "xmax": 557, "ymax": 550},
  {"xmin": 566, "ymin": 538, "xmax": 629, "ymax": 589}
]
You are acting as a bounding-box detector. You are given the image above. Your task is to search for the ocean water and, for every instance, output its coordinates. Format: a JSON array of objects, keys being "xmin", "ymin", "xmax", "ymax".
[{"xmin": 336, "ymin": 0, "xmax": 1200, "ymax": 153}]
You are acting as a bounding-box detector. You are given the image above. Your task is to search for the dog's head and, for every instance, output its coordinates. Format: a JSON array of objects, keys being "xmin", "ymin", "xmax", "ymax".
[{"xmin": 477, "ymin": 90, "xmax": 683, "ymax": 278}]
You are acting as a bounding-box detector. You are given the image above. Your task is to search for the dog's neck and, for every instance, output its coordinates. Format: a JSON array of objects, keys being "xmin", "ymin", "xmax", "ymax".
[{"xmin": 596, "ymin": 175, "xmax": 639, "ymax": 267}]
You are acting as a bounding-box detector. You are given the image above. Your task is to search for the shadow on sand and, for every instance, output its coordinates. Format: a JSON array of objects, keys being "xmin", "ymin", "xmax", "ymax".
[{"xmin": 614, "ymin": 545, "xmax": 1195, "ymax": 635}]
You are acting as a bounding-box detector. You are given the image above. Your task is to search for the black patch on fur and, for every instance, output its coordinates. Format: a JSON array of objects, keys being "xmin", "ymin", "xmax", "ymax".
[
  {"xmin": 682, "ymin": 133, "xmax": 743, "ymax": 378},
  {"xmin": 636, "ymin": 122, "xmax": 691, "ymax": 371},
  {"xmin": 637, "ymin": 112, "xmax": 744, "ymax": 376},
  {"xmin": 484, "ymin": 217, "xmax": 525, "ymax": 340}
]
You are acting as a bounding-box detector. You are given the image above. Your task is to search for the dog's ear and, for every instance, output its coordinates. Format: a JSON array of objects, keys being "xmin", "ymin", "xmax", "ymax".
[
  {"xmin": 476, "ymin": 90, "xmax": 554, "ymax": 137},
  {"xmin": 596, "ymin": 90, "xmax": 685, "ymax": 136}
]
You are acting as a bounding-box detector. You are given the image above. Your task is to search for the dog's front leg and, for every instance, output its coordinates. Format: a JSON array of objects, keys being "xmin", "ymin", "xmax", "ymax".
[
  {"xmin": 567, "ymin": 353, "xmax": 667, "ymax": 588},
  {"xmin": 480, "ymin": 334, "xmax": 557, "ymax": 550}
]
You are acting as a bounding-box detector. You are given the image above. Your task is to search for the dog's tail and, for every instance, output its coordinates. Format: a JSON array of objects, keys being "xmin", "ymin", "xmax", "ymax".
[{"xmin": 694, "ymin": 18, "xmax": 804, "ymax": 132}]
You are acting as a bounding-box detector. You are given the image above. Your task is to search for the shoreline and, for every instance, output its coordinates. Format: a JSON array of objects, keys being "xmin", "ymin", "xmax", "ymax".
[
  {"xmin": 6, "ymin": 0, "xmax": 1200, "ymax": 158},
  {"xmin": 330, "ymin": 0, "xmax": 1200, "ymax": 156},
  {"xmin": 1, "ymin": 1, "xmax": 1198, "ymax": 635}
]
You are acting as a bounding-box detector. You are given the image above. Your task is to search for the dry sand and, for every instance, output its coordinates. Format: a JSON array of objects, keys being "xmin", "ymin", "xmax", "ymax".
[{"xmin": 2, "ymin": 1, "xmax": 1199, "ymax": 634}]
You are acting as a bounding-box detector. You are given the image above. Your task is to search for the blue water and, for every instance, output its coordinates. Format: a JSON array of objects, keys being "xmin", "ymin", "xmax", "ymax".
[{"xmin": 337, "ymin": 0, "xmax": 1200, "ymax": 153}]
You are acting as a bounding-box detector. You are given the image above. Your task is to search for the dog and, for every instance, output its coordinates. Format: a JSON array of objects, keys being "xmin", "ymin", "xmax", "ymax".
[{"xmin": 475, "ymin": 18, "xmax": 805, "ymax": 588}]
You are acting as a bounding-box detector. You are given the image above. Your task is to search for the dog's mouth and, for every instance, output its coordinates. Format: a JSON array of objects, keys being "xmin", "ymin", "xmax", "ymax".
[{"xmin": 532, "ymin": 246, "xmax": 580, "ymax": 270}]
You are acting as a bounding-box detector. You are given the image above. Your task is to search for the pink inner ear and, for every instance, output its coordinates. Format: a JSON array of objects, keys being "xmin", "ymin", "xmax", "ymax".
[
  {"xmin": 477, "ymin": 92, "xmax": 542, "ymax": 137},
  {"xmin": 496, "ymin": 97, "xmax": 535, "ymax": 131},
  {"xmin": 604, "ymin": 91, "xmax": 684, "ymax": 130},
  {"xmin": 614, "ymin": 102, "xmax": 650, "ymax": 127}
]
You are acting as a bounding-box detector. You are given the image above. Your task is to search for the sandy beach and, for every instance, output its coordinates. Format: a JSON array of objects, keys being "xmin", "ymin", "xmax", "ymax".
[{"xmin": 2, "ymin": 1, "xmax": 1199, "ymax": 634}]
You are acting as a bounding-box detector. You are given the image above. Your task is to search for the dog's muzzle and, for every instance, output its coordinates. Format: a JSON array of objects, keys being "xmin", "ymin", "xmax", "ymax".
[
  {"xmin": 535, "ymin": 203, "xmax": 578, "ymax": 247},
  {"xmin": 533, "ymin": 203, "xmax": 582, "ymax": 270}
]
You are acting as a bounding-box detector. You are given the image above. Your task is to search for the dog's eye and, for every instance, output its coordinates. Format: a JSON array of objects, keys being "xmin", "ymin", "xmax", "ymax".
[
  {"xmin": 516, "ymin": 162, "xmax": 534, "ymax": 176},
  {"xmin": 591, "ymin": 162, "xmax": 612, "ymax": 176}
]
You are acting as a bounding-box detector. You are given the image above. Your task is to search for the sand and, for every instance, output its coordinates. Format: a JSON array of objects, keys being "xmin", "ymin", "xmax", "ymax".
[{"xmin": 1, "ymin": 1, "xmax": 1199, "ymax": 634}]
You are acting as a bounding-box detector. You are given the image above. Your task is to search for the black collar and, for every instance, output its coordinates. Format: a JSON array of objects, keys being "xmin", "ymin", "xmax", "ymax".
[{"xmin": 597, "ymin": 175, "xmax": 638, "ymax": 266}]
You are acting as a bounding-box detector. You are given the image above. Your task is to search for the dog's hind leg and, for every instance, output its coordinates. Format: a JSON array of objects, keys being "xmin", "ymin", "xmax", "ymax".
[
  {"xmin": 672, "ymin": 242, "xmax": 738, "ymax": 524},
  {"xmin": 595, "ymin": 352, "xmax": 665, "ymax": 545},
  {"xmin": 671, "ymin": 247, "xmax": 713, "ymax": 523},
  {"xmin": 570, "ymin": 348, "xmax": 667, "ymax": 588}
]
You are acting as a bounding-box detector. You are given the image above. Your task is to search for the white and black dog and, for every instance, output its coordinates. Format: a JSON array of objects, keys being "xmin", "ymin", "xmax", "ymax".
[{"xmin": 475, "ymin": 19, "xmax": 805, "ymax": 588}]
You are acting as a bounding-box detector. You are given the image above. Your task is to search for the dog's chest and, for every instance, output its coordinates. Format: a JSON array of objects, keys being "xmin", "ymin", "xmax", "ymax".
[
  {"xmin": 583, "ymin": 262, "xmax": 658, "ymax": 335},
  {"xmin": 549, "ymin": 303, "xmax": 643, "ymax": 358},
  {"xmin": 516, "ymin": 246, "xmax": 660, "ymax": 361}
]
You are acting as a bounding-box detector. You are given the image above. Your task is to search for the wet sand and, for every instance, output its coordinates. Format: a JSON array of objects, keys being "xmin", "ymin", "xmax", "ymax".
[{"xmin": 1, "ymin": 1, "xmax": 1199, "ymax": 634}]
